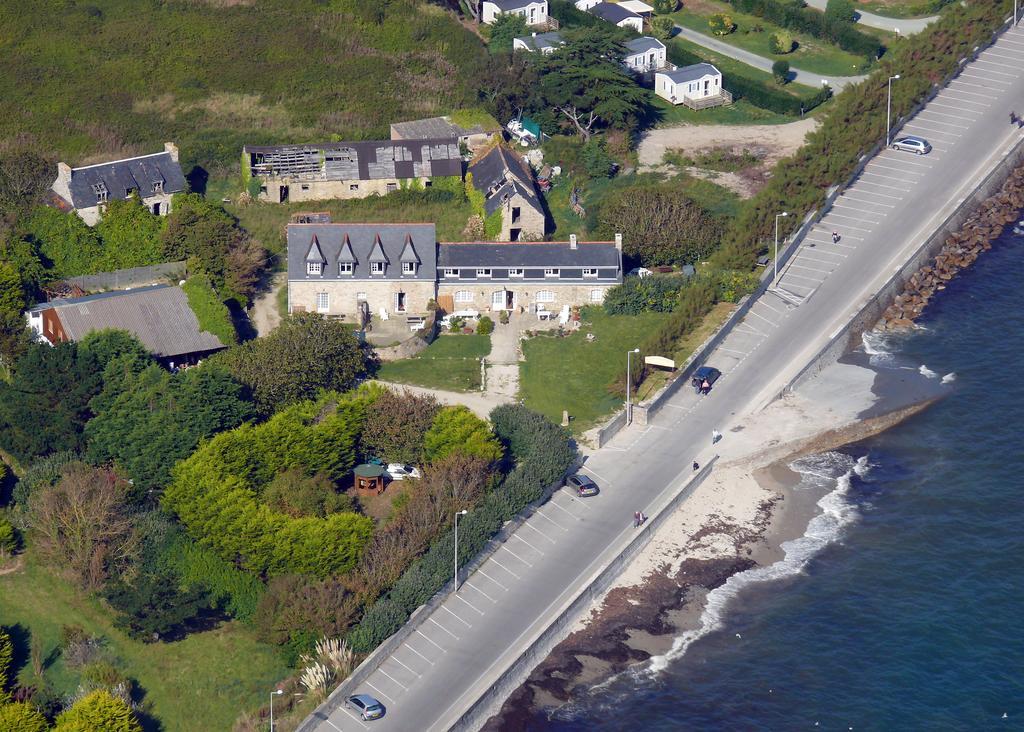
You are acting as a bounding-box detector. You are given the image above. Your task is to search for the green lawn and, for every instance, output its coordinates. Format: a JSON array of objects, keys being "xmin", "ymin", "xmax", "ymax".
[
  {"xmin": 376, "ymin": 334, "xmax": 491, "ymax": 392},
  {"xmin": 0, "ymin": 557, "xmax": 288, "ymax": 732},
  {"xmin": 670, "ymin": 6, "xmax": 874, "ymax": 77},
  {"xmin": 652, "ymin": 95, "xmax": 795, "ymax": 127},
  {"xmin": 520, "ymin": 308, "xmax": 670, "ymax": 431},
  {"xmin": 229, "ymin": 192, "xmax": 474, "ymax": 256}
]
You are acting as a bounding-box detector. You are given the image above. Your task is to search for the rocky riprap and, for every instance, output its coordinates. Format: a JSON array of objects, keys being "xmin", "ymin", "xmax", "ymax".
[{"xmin": 878, "ymin": 164, "xmax": 1024, "ymax": 330}]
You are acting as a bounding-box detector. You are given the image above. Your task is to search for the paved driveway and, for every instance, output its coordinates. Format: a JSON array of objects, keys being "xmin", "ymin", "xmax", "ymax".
[{"xmin": 306, "ymin": 25, "xmax": 1024, "ymax": 732}]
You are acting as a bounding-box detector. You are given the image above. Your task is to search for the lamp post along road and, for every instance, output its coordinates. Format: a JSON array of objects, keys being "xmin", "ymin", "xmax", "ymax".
[
  {"xmin": 625, "ymin": 348, "xmax": 640, "ymax": 424},
  {"xmin": 887, "ymin": 74, "xmax": 901, "ymax": 146},
  {"xmin": 270, "ymin": 689, "xmax": 283, "ymax": 732},
  {"xmin": 454, "ymin": 509, "xmax": 468, "ymax": 593},
  {"xmin": 773, "ymin": 211, "xmax": 788, "ymax": 284}
]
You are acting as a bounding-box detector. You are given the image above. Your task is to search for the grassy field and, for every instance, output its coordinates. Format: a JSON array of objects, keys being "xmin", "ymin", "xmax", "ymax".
[
  {"xmin": 0, "ymin": 0, "xmax": 485, "ymax": 174},
  {"xmin": 855, "ymin": 0, "xmax": 944, "ymax": 18},
  {"xmin": 519, "ymin": 308, "xmax": 670, "ymax": 430},
  {"xmin": 229, "ymin": 192, "xmax": 475, "ymax": 256},
  {"xmin": 670, "ymin": 5, "xmax": 874, "ymax": 77},
  {"xmin": 0, "ymin": 557, "xmax": 288, "ymax": 732},
  {"xmin": 377, "ymin": 334, "xmax": 491, "ymax": 392},
  {"xmin": 652, "ymin": 95, "xmax": 796, "ymax": 127}
]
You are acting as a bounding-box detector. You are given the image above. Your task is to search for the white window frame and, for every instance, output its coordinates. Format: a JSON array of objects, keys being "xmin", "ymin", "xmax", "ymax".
[
  {"xmin": 536, "ymin": 290, "xmax": 555, "ymax": 303},
  {"xmin": 476, "ymin": 268, "xmax": 492, "ymax": 278},
  {"xmin": 590, "ymin": 289, "xmax": 604, "ymax": 303},
  {"xmin": 508, "ymin": 268, "xmax": 524, "ymax": 278},
  {"xmin": 316, "ymin": 292, "xmax": 330, "ymax": 313},
  {"xmin": 583, "ymin": 268, "xmax": 598, "ymax": 278},
  {"xmin": 454, "ymin": 290, "xmax": 474, "ymax": 304},
  {"xmin": 443, "ymin": 268, "xmax": 458, "ymax": 278},
  {"xmin": 544, "ymin": 268, "xmax": 559, "ymax": 278},
  {"xmin": 339, "ymin": 262, "xmax": 353, "ymax": 275},
  {"xmin": 307, "ymin": 262, "xmax": 323, "ymax": 275},
  {"xmin": 402, "ymin": 261, "xmax": 416, "ymax": 275},
  {"xmin": 370, "ymin": 261, "xmax": 385, "ymax": 275}
]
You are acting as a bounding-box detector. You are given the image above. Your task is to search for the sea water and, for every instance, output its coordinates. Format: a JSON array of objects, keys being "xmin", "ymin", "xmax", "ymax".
[{"xmin": 538, "ymin": 227, "xmax": 1024, "ymax": 731}]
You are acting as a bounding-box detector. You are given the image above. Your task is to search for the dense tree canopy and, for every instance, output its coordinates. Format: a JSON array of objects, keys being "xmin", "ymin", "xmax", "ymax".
[
  {"xmin": 423, "ymin": 406, "xmax": 504, "ymax": 464},
  {"xmin": 0, "ymin": 702, "xmax": 49, "ymax": 732},
  {"xmin": 360, "ymin": 388, "xmax": 440, "ymax": 465},
  {"xmin": 94, "ymin": 196, "xmax": 165, "ymax": 271},
  {"xmin": 488, "ymin": 12, "xmax": 528, "ymax": 53},
  {"xmin": 218, "ymin": 313, "xmax": 368, "ymax": 416},
  {"xmin": 23, "ymin": 206, "xmax": 105, "ymax": 278}
]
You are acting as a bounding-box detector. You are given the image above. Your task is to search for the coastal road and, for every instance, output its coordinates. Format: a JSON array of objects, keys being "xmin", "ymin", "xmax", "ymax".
[
  {"xmin": 671, "ymin": 24, "xmax": 867, "ymax": 90},
  {"xmin": 305, "ymin": 24, "xmax": 1024, "ymax": 732}
]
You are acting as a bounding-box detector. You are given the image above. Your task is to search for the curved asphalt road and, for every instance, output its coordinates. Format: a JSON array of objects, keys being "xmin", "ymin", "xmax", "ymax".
[
  {"xmin": 804, "ymin": 0, "xmax": 939, "ymax": 34},
  {"xmin": 303, "ymin": 23, "xmax": 1024, "ymax": 732}
]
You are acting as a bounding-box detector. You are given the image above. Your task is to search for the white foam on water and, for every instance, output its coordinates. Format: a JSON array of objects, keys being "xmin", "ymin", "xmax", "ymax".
[
  {"xmin": 861, "ymin": 329, "xmax": 899, "ymax": 367},
  {"xmin": 641, "ymin": 451, "xmax": 864, "ymax": 677},
  {"xmin": 919, "ymin": 364, "xmax": 938, "ymax": 378},
  {"xmin": 941, "ymin": 372, "xmax": 957, "ymax": 384}
]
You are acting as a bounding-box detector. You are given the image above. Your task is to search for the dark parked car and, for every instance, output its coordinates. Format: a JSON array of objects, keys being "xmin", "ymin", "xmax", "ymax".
[
  {"xmin": 346, "ymin": 694, "xmax": 385, "ymax": 721},
  {"xmin": 691, "ymin": 366, "xmax": 721, "ymax": 395},
  {"xmin": 567, "ymin": 474, "xmax": 600, "ymax": 497}
]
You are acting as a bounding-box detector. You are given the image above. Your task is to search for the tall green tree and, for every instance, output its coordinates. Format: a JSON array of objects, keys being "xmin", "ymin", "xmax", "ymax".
[
  {"xmin": 95, "ymin": 195, "xmax": 164, "ymax": 270},
  {"xmin": 360, "ymin": 388, "xmax": 440, "ymax": 464},
  {"xmin": 488, "ymin": 13, "xmax": 528, "ymax": 53},
  {"xmin": 218, "ymin": 312, "xmax": 368, "ymax": 415},
  {"xmin": 538, "ymin": 30, "xmax": 650, "ymax": 141},
  {"xmin": 86, "ymin": 362, "xmax": 253, "ymax": 493},
  {"xmin": 0, "ymin": 149, "xmax": 51, "ymax": 216},
  {"xmin": 105, "ymin": 566, "xmax": 211, "ymax": 641}
]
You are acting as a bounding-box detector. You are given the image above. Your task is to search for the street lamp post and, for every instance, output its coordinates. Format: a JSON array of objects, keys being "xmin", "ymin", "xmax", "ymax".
[
  {"xmin": 626, "ymin": 348, "xmax": 640, "ymax": 424},
  {"xmin": 454, "ymin": 509, "xmax": 468, "ymax": 593},
  {"xmin": 886, "ymin": 74, "xmax": 901, "ymax": 146},
  {"xmin": 773, "ymin": 212, "xmax": 789, "ymax": 285},
  {"xmin": 269, "ymin": 689, "xmax": 283, "ymax": 732}
]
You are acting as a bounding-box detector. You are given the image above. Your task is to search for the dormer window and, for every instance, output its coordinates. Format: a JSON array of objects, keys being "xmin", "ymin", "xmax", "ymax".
[
  {"xmin": 477, "ymin": 268, "xmax": 492, "ymax": 278},
  {"xmin": 402, "ymin": 262, "xmax": 416, "ymax": 275},
  {"xmin": 125, "ymin": 187, "xmax": 136, "ymax": 198},
  {"xmin": 92, "ymin": 182, "xmax": 108, "ymax": 203},
  {"xmin": 509, "ymin": 268, "xmax": 524, "ymax": 278},
  {"xmin": 544, "ymin": 268, "xmax": 559, "ymax": 277},
  {"xmin": 371, "ymin": 261, "xmax": 385, "ymax": 275},
  {"xmin": 583, "ymin": 268, "xmax": 598, "ymax": 278},
  {"xmin": 443, "ymin": 268, "xmax": 458, "ymax": 278},
  {"xmin": 307, "ymin": 262, "xmax": 323, "ymax": 275},
  {"xmin": 339, "ymin": 262, "xmax": 353, "ymax": 275},
  {"xmin": 153, "ymin": 180, "xmax": 164, "ymax": 194}
]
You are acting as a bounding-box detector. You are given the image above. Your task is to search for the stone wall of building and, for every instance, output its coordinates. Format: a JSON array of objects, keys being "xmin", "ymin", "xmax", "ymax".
[
  {"xmin": 497, "ymin": 195, "xmax": 546, "ymax": 241},
  {"xmin": 75, "ymin": 192, "xmax": 175, "ymax": 226},
  {"xmin": 259, "ymin": 177, "xmax": 433, "ymax": 204},
  {"xmin": 437, "ymin": 282, "xmax": 615, "ymax": 313},
  {"xmin": 290, "ymin": 279, "xmax": 436, "ymax": 319}
]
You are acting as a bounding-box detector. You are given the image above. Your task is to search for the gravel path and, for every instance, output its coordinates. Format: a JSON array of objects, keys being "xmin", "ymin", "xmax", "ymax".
[
  {"xmin": 637, "ymin": 117, "xmax": 819, "ymax": 169},
  {"xmin": 249, "ymin": 272, "xmax": 286, "ymax": 337}
]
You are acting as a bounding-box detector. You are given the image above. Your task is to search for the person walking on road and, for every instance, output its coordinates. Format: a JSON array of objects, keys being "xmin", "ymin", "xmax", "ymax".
[
  {"xmin": 633, "ymin": 511, "xmax": 641, "ymax": 528},
  {"xmin": 832, "ymin": 230, "xmax": 841, "ymax": 244},
  {"xmin": 693, "ymin": 461, "xmax": 700, "ymax": 471}
]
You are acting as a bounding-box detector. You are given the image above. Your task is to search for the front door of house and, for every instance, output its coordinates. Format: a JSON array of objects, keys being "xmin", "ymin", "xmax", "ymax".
[
  {"xmin": 492, "ymin": 290, "xmax": 506, "ymax": 311},
  {"xmin": 505, "ymin": 290, "xmax": 515, "ymax": 310},
  {"xmin": 395, "ymin": 292, "xmax": 407, "ymax": 313},
  {"xmin": 704, "ymin": 79, "xmax": 710, "ymax": 96}
]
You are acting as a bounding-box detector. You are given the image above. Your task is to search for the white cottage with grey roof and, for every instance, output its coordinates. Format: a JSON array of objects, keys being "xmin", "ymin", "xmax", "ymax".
[
  {"xmin": 513, "ymin": 31, "xmax": 564, "ymax": 54},
  {"xmin": 481, "ymin": 0, "xmax": 549, "ymax": 25},
  {"xmin": 656, "ymin": 63, "xmax": 732, "ymax": 109},
  {"xmin": 587, "ymin": 2, "xmax": 643, "ymax": 32},
  {"xmin": 623, "ymin": 37, "xmax": 667, "ymax": 74},
  {"xmin": 288, "ymin": 222, "xmax": 438, "ymax": 321},
  {"xmin": 50, "ymin": 143, "xmax": 186, "ymax": 226}
]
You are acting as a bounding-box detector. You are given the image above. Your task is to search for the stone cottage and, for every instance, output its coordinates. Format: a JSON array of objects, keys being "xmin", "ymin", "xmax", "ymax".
[{"xmin": 468, "ymin": 144, "xmax": 546, "ymax": 241}]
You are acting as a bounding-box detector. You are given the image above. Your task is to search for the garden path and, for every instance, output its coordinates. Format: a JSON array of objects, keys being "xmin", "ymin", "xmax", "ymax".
[{"xmin": 249, "ymin": 272, "xmax": 286, "ymax": 336}]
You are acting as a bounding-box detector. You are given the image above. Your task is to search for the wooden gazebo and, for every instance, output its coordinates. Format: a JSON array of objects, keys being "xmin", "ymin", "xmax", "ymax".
[{"xmin": 353, "ymin": 463, "xmax": 387, "ymax": 495}]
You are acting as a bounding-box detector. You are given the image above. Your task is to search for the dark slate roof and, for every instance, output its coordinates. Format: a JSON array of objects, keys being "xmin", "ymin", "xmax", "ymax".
[
  {"xmin": 244, "ymin": 139, "xmax": 462, "ymax": 182},
  {"xmin": 662, "ymin": 63, "xmax": 721, "ymax": 84},
  {"xmin": 469, "ymin": 145, "xmax": 545, "ymax": 218},
  {"xmin": 390, "ymin": 117, "xmax": 462, "ymax": 139},
  {"xmin": 624, "ymin": 36, "xmax": 664, "ymax": 55},
  {"xmin": 288, "ymin": 223, "xmax": 437, "ymax": 281},
  {"xmin": 64, "ymin": 152, "xmax": 185, "ymax": 209},
  {"xmin": 31, "ymin": 285, "xmax": 225, "ymax": 358},
  {"xmin": 514, "ymin": 31, "xmax": 564, "ymax": 51},
  {"xmin": 438, "ymin": 242, "xmax": 620, "ymax": 268},
  {"xmin": 589, "ymin": 2, "xmax": 640, "ymax": 23},
  {"xmin": 486, "ymin": 0, "xmax": 540, "ymax": 10}
]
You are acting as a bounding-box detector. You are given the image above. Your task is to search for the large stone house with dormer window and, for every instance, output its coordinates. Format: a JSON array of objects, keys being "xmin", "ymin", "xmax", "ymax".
[
  {"xmin": 50, "ymin": 143, "xmax": 186, "ymax": 226},
  {"xmin": 287, "ymin": 218, "xmax": 623, "ymax": 325}
]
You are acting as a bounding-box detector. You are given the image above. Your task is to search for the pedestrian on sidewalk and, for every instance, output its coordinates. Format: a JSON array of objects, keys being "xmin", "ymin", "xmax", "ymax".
[
  {"xmin": 712, "ymin": 429, "xmax": 722, "ymax": 445},
  {"xmin": 633, "ymin": 511, "xmax": 641, "ymax": 528},
  {"xmin": 693, "ymin": 461, "xmax": 700, "ymax": 471},
  {"xmin": 1011, "ymin": 111, "xmax": 1019, "ymax": 126}
]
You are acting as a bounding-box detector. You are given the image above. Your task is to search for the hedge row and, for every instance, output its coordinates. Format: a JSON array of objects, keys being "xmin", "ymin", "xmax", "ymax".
[
  {"xmin": 726, "ymin": 0, "xmax": 882, "ymax": 58},
  {"xmin": 347, "ymin": 404, "xmax": 575, "ymax": 653},
  {"xmin": 667, "ymin": 42, "xmax": 832, "ymax": 116},
  {"xmin": 714, "ymin": 0, "xmax": 1014, "ymax": 269}
]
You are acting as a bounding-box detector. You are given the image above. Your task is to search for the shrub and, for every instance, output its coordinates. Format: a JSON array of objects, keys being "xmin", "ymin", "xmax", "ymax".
[
  {"xmin": 652, "ymin": 0, "xmax": 678, "ymax": 13},
  {"xmin": 0, "ymin": 702, "xmax": 48, "ymax": 732},
  {"xmin": 603, "ymin": 275, "xmax": 689, "ymax": 315},
  {"xmin": 772, "ymin": 59, "xmax": 791, "ymax": 84},
  {"xmin": 424, "ymin": 406, "xmax": 504, "ymax": 464},
  {"xmin": 477, "ymin": 315, "xmax": 495, "ymax": 336},
  {"xmin": 641, "ymin": 279, "xmax": 718, "ymax": 357},
  {"xmin": 725, "ymin": 0, "xmax": 880, "ymax": 58},
  {"xmin": 12, "ymin": 451, "xmax": 79, "ymax": 507},
  {"xmin": 360, "ymin": 388, "xmax": 440, "ymax": 465},
  {"xmin": 181, "ymin": 276, "xmax": 237, "ymax": 345},
  {"xmin": 708, "ymin": 13, "xmax": 736, "ymax": 35},
  {"xmin": 825, "ymin": 0, "xmax": 855, "ymax": 26},
  {"xmin": 0, "ymin": 515, "xmax": 17, "ymax": 559},
  {"xmin": 650, "ymin": 15, "xmax": 675, "ymax": 40},
  {"xmin": 488, "ymin": 12, "xmax": 528, "ymax": 53},
  {"xmin": 770, "ymin": 31, "xmax": 795, "ymax": 55},
  {"xmin": 581, "ymin": 138, "xmax": 616, "ymax": 179},
  {"xmin": 0, "ymin": 626, "xmax": 12, "ymax": 701},
  {"xmin": 161, "ymin": 534, "xmax": 265, "ymax": 620},
  {"xmin": 53, "ymin": 689, "xmax": 143, "ymax": 732},
  {"xmin": 253, "ymin": 575, "xmax": 361, "ymax": 664}
]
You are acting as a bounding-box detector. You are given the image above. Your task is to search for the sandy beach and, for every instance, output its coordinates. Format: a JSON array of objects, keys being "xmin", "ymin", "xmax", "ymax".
[{"xmin": 483, "ymin": 355, "xmax": 947, "ymax": 730}]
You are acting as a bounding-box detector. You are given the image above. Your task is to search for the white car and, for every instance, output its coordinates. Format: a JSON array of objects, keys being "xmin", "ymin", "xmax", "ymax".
[{"xmin": 386, "ymin": 464, "xmax": 421, "ymax": 481}]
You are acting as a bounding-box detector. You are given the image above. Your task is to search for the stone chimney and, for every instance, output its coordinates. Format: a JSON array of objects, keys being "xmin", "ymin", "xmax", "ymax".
[
  {"xmin": 163, "ymin": 142, "xmax": 179, "ymax": 162},
  {"xmin": 614, "ymin": 233, "xmax": 623, "ymax": 251},
  {"xmin": 57, "ymin": 161, "xmax": 72, "ymax": 182},
  {"xmin": 52, "ymin": 162, "xmax": 73, "ymax": 204},
  {"xmin": 569, "ymin": 234, "xmax": 577, "ymax": 249}
]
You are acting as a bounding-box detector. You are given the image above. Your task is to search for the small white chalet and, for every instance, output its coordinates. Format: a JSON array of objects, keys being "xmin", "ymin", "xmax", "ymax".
[
  {"xmin": 513, "ymin": 31, "xmax": 564, "ymax": 54},
  {"xmin": 622, "ymin": 37, "xmax": 667, "ymax": 74},
  {"xmin": 574, "ymin": 0, "xmax": 602, "ymax": 9},
  {"xmin": 656, "ymin": 63, "xmax": 733, "ymax": 109},
  {"xmin": 481, "ymin": 0, "xmax": 549, "ymax": 26},
  {"xmin": 588, "ymin": 2, "xmax": 643, "ymax": 32}
]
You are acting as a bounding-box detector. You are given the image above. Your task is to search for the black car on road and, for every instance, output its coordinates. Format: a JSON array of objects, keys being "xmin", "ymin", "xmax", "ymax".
[{"xmin": 692, "ymin": 366, "xmax": 721, "ymax": 395}]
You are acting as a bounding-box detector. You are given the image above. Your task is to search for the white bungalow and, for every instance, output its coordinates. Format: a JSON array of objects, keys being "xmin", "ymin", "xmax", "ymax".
[
  {"xmin": 655, "ymin": 63, "xmax": 733, "ymax": 109},
  {"xmin": 574, "ymin": 0, "xmax": 602, "ymax": 9},
  {"xmin": 622, "ymin": 37, "xmax": 667, "ymax": 73},
  {"xmin": 513, "ymin": 31, "xmax": 564, "ymax": 53},
  {"xmin": 588, "ymin": 2, "xmax": 644, "ymax": 32},
  {"xmin": 481, "ymin": 0, "xmax": 549, "ymax": 25}
]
